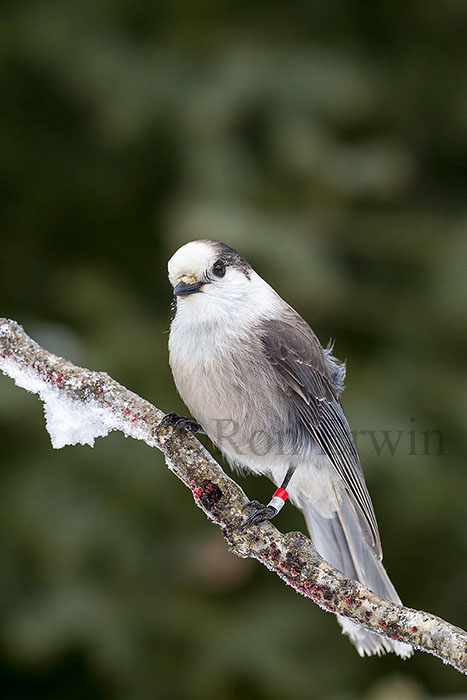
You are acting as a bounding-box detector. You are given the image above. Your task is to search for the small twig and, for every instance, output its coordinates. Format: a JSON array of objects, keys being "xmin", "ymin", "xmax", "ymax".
[{"xmin": 0, "ymin": 318, "xmax": 465, "ymax": 674}]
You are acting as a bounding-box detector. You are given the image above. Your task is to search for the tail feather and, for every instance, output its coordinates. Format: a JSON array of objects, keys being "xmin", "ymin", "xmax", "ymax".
[{"xmin": 301, "ymin": 489, "xmax": 413, "ymax": 658}]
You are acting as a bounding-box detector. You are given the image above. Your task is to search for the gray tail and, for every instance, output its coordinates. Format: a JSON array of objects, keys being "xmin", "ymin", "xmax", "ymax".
[{"xmin": 301, "ymin": 489, "xmax": 413, "ymax": 658}]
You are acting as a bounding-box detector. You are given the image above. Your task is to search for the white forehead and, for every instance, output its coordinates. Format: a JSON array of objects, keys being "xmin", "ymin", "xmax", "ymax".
[{"xmin": 168, "ymin": 240, "xmax": 217, "ymax": 284}]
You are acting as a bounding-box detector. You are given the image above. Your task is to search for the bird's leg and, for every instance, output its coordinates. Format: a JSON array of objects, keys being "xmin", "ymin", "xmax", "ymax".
[
  {"xmin": 157, "ymin": 411, "xmax": 205, "ymax": 434},
  {"xmin": 241, "ymin": 466, "xmax": 295, "ymax": 529}
]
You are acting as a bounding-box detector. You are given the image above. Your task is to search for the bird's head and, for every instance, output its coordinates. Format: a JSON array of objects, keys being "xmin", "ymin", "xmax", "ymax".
[
  {"xmin": 168, "ymin": 239, "xmax": 261, "ymax": 319},
  {"xmin": 168, "ymin": 239, "xmax": 285, "ymax": 330}
]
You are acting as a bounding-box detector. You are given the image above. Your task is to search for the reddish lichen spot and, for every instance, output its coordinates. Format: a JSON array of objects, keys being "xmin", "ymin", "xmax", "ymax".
[
  {"xmin": 189, "ymin": 481, "xmax": 203, "ymax": 499},
  {"xmin": 55, "ymin": 372, "xmax": 64, "ymax": 385},
  {"xmin": 412, "ymin": 626, "xmax": 417, "ymax": 632},
  {"xmin": 105, "ymin": 401, "xmax": 113, "ymax": 407},
  {"xmin": 380, "ymin": 621, "xmax": 387, "ymax": 628},
  {"xmin": 269, "ymin": 546, "xmax": 280, "ymax": 561},
  {"xmin": 345, "ymin": 598, "xmax": 351, "ymax": 606},
  {"xmin": 307, "ymin": 585, "xmax": 320, "ymax": 598}
]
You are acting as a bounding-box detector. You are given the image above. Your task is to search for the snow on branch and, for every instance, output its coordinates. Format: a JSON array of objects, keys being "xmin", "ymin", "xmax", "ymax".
[{"xmin": 0, "ymin": 318, "xmax": 466, "ymax": 675}]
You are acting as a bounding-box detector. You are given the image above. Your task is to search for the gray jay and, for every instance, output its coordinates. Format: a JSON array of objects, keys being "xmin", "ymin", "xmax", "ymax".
[{"xmin": 164, "ymin": 239, "xmax": 412, "ymax": 658}]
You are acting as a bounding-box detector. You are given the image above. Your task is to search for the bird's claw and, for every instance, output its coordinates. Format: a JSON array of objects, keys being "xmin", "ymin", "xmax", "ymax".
[
  {"xmin": 240, "ymin": 500, "xmax": 277, "ymax": 529},
  {"xmin": 242, "ymin": 499, "xmax": 263, "ymax": 512},
  {"xmin": 157, "ymin": 412, "xmax": 204, "ymax": 434}
]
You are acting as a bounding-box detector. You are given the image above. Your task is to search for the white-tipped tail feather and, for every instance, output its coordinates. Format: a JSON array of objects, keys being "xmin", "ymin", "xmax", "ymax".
[{"xmin": 302, "ymin": 489, "xmax": 413, "ymax": 658}]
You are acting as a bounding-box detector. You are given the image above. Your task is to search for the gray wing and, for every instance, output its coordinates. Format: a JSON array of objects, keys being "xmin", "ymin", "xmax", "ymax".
[{"xmin": 260, "ymin": 315, "xmax": 382, "ymax": 557}]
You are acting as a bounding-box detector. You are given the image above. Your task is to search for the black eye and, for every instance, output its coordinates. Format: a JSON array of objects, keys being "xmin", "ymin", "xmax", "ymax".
[{"xmin": 212, "ymin": 260, "xmax": 226, "ymax": 278}]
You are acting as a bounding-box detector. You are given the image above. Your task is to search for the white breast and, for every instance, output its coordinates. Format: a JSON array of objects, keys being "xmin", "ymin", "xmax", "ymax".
[{"xmin": 169, "ymin": 306, "xmax": 262, "ymax": 434}]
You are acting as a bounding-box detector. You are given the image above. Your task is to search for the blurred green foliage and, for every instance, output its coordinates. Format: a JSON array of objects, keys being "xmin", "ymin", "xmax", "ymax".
[{"xmin": 1, "ymin": 1, "xmax": 466, "ymax": 699}]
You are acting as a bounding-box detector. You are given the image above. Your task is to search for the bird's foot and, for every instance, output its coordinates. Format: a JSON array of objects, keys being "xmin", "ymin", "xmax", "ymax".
[
  {"xmin": 157, "ymin": 411, "xmax": 205, "ymax": 434},
  {"xmin": 241, "ymin": 500, "xmax": 277, "ymax": 529}
]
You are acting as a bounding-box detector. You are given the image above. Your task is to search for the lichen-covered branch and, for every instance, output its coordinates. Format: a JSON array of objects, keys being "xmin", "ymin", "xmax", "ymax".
[{"xmin": 0, "ymin": 318, "xmax": 465, "ymax": 675}]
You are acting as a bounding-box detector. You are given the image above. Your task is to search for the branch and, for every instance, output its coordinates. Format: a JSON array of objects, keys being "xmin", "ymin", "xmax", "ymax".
[{"xmin": 0, "ymin": 318, "xmax": 465, "ymax": 675}]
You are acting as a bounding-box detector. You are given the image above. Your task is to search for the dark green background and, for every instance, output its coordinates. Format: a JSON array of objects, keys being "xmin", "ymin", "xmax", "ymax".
[{"xmin": 1, "ymin": 2, "xmax": 466, "ymax": 699}]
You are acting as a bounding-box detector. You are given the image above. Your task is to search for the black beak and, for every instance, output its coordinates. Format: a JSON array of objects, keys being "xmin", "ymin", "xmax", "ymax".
[{"xmin": 173, "ymin": 281, "xmax": 203, "ymax": 297}]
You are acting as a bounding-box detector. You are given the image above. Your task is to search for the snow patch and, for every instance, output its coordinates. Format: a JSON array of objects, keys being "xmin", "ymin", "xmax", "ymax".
[
  {"xmin": 43, "ymin": 395, "xmax": 114, "ymax": 449},
  {"xmin": 0, "ymin": 356, "xmax": 118, "ymax": 448}
]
